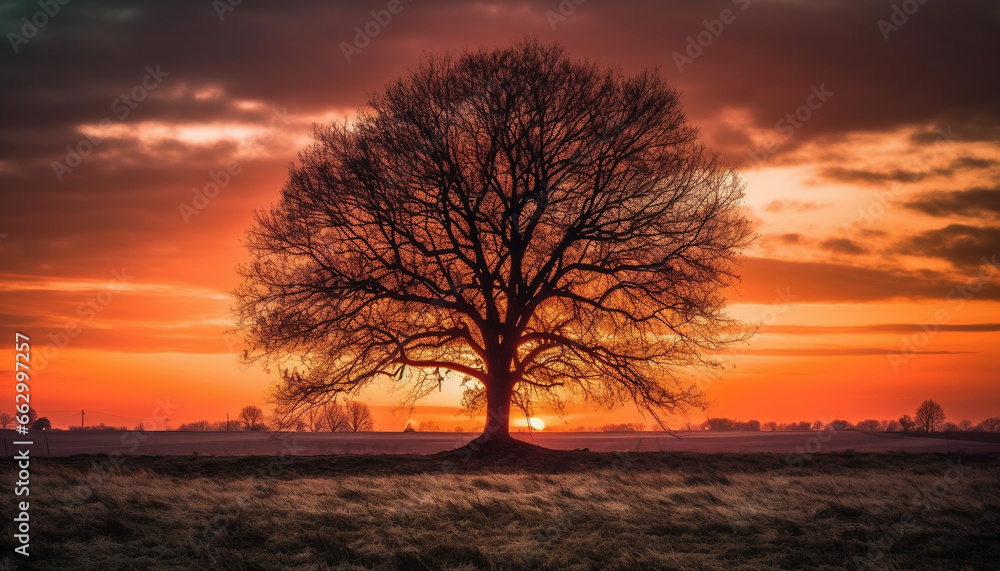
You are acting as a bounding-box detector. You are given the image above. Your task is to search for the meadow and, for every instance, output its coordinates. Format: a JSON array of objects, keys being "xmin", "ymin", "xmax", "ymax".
[{"xmin": 2, "ymin": 449, "xmax": 998, "ymax": 570}]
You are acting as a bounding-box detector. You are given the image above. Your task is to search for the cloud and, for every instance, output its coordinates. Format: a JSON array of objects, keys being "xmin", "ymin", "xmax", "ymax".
[
  {"xmin": 820, "ymin": 238, "xmax": 868, "ymax": 255},
  {"xmin": 904, "ymin": 187, "xmax": 1000, "ymax": 219},
  {"xmin": 899, "ymin": 225, "xmax": 1000, "ymax": 269},
  {"xmin": 763, "ymin": 323, "xmax": 1000, "ymax": 335},
  {"xmin": 950, "ymin": 156, "xmax": 998, "ymax": 170},
  {"xmin": 819, "ymin": 166, "xmax": 925, "ymax": 185},
  {"xmin": 732, "ymin": 257, "xmax": 1000, "ymax": 303},
  {"xmin": 763, "ymin": 200, "xmax": 823, "ymax": 213},
  {"xmin": 732, "ymin": 348, "xmax": 972, "ymax": 357}
]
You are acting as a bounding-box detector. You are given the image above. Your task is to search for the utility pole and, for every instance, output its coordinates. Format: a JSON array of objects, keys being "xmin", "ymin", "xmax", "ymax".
[
  {"xmin": 227, "ymin": 413, "xmax": 229, "ymax": 431},
  {"xmin": 81, "ymin": 410, "xmax": 85, "ymax": 429}
]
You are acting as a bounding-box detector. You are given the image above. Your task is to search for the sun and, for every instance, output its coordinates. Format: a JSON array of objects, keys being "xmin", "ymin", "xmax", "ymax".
[{"xmin": 528, "ymin": 417, "xmax": 545, "ymax": 430}]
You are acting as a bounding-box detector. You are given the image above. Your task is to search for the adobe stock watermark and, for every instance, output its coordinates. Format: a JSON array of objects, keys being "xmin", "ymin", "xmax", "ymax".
[
  {"xmin": 691, "ymin": 287, "xmax": 799, "ymax": 393},
  {"xmin": 7, "ymin": 0, "xmax": 71, "ymax": 54},
  {"xmin": 742, "ymin": 84, "xmax": 833, "ymax": 170},
  {"xmin": 51, "ymin": 65, "xmax": 170, "ymax": 181},
  {"xmin": 545, "ymin": 0, "xmax": 587, "ymax": 30},
  {"xmin": 728, "ymin": 422, "xmax": 838, "ymax": 531},
  {"xmin": 212, "ymin": 0, "xmax": 243, "ymax": 21},
  {"xmin": 672, "ymin": 0, "xmax": 751, "ymax": 73},
  {"xmin": 60, "ymin": 397, "xmax": 178, "ymax": 509},
  {"xmin": 179, "ymin": 106, "xmax": 291, "ymax": 223},
  {"xmin": 847, "ymin": 126, "xmax": 957, "ymax": 230},
  {"xmin": 32, "ymin": 268, "xmax": 135, "ymax": 371},
  {"xmin": 888, "ymin": 255, "xmax": 999, "ymax": 373},
  {"xmin": 188, "ymin": 436, "xmax": 305, "ymax": 554},
  {"xmin": 340, "ymin": 0, "xmax": 415, "ymax": 63},
  {"xmin": 877, "ymin": 0, "xmax": 931, "ymax": 41},
  {"xmin": 854, "ymin": 458, "xmax": 968, "ymax": 568}
]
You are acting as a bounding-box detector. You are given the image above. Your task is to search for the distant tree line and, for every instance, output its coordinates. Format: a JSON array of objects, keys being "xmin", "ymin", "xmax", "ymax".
[
  {"xmin": 693, "ymin": 400, "xmax": 999, "ymax": 433},
  {"xmin": 67, "ymin": 423, "xmax": 129, "ymax": 431},
  {"xmin": 175, "ymin": 401, "xmax": 375, "ymax": 432}
]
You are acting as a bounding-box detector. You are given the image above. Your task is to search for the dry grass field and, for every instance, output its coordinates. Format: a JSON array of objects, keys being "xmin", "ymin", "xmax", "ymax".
[{"xmin": 2, "ymin": 450, "xmax": 998, "ymax": 570}]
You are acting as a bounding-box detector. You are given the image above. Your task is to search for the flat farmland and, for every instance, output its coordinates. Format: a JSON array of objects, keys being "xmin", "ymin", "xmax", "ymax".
[
  {"xmin": 2, "ymin": 446, "xmax": 998, "ymax": 570},
  {"xmin": 7, "ymin": 429, "xmax": 1000, "ymax": 457}
]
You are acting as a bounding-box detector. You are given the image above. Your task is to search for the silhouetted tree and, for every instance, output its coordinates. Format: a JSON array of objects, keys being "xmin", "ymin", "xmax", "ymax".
[
  {"xmin": 419, "ymin": 421, "xmax": 441, "ymax": 432},
  {"xmin": 886, "ymin": 419, "xmax": 901, "ymax": 432},
  {"xmin": 855, "ymin": 419, "xmax": 881, "ymax": 432},
  {"xmin": 321, "ymin": 402, "xmax": 347, "ymax": 432},
  {"xmin": 898, "ymin": 414, "xmax": 916, "ymax": 432},
  {"xmin": 941, "ymin": 422, "xmax": 960, "ymax": 432},
  {"xmin": 32, "ymin": 417, "xmax": 51, "ymax": 431},
  {"xmin": 178, "ymin": 420, "xmax": 212, "ymax": 431},
  {"xmin": 0, "ymin": 412, "xmax": 12, "ymax": 429},
  {"xmin": 345, "ymin": 401, "xmax": 375, "ymax": 432},
  {"xmin": 304, "ymin": 408, "xmax": 324, "ymax": 432},
  {"xmin": 239, "ymin": 405, "xmax": 266, "ymax": 431},
  {"xmin": 703, "ymin": 418, "xmax": 735, "ymax": 431},
  {"xmin": 915, "ymin": 400, "xmax": 945, "ymax": 432},
  {"xmin": 236, "ymin": 40, "xmax": 752, "ymax": 446},
  {"xmin": 827, "ymin": 419, "xmax": 853, "ymax": 431},
  {"xmin": 976, "ymin": 417, "xmax": 1000, "ymax": 432},
  {"xmin": 958, "ymin": 419, "xmax": 972, "ymax": 431}
]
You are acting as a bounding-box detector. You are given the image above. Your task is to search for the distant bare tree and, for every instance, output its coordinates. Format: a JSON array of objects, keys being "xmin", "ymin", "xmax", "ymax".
[
  {"xmin": 345, "ymin": 401, "xmax": 375, "ymax": 432},
  {"xmin": 235, "ymin": 39, "xmax": 753, "ymax": 447},
  {"xmin": 976, "ymin": 417, "xmax": 1000, "ymax": 432},
  {"xmin": 941, "ymin": 422, "xmax": 960, "ymax": 432},
  {"xmin": 0, "ymin": 412, "xmax": 12, "ymax": 429},
  {"xmin": 958, "ymin": 419, "xmax": 972, "ymax": 431},
  {"xmin": 32, "ymin": 417, "xmax": 51, "ymax": 431},
  {"xmin": 855, "ymin": 419, "xmax": 881, "ymax": 432},
  {"xmin": 304, "ymin": 408, "xmax": 324, "ymax": 432},
  {"xmin": 915, "ymin": 400, "xmax": 946, "ymax": 432},
  {"xmin": 178, "ymin": 420, "xmax": 212, "ymax": 431},
  {"xmin": 239, "ymin": 405, "xmax": 266, "ymax": 431},
  {"xmin": 898, "ymin": 414, "xmax": 916, "ymax": 432},
  {"xmin": 320, "ymin": 402, "xmax": 348, "ymax": 432},
  {"xmin": 886, "ymin": 419, "xmax": 901, "ymax": 432}
]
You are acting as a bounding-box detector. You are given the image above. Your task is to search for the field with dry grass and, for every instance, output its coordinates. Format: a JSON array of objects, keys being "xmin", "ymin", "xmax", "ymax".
[{"xmin": 2, "ymin": 451, "xmax": 998, "ymax": 570}]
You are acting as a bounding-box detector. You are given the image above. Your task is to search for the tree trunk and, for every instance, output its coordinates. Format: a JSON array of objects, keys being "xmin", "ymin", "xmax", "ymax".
[{"xmin": 476, "ymin": 375, "xmax": 513, "ymax": 444}]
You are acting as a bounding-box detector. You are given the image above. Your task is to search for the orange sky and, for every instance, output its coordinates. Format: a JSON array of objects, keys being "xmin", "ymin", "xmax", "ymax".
[{"xmin": 1, "ymin": 0, "xmax": 998, "ymax": 431}]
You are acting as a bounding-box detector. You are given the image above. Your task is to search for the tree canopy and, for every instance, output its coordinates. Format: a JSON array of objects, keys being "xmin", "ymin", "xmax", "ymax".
[{"xmin": 235, "ymin": 39, "xmax": 753, "ymax": 444}]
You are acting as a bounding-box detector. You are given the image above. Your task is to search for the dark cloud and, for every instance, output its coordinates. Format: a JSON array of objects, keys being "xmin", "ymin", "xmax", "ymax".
[
  {"xmin": 820, "ymin": 167, "xmax": 925, "ymax": 185},
  {"xmin": 821, "ymin": 238, "xmax": 868, "ymax": 255},
  {"xmin": 732, "ymin": 257, "xmax": 1000, "ymax": 304},
  {"xmin": 733, "ymin": 348, "xmax": 972, "ymax": 357},
  {"xmin": 951, "ymin": 156, "xmax": 998, "ymax": 170},
  {"xmin": 778, "ymin": 233, "xmax": 801, "ymax": 244},
  {"xmin": 899, "ymin": 225, "xmax": 1000, "ymax": 269},
  {"xmin": 764, "ymin": 323, "xmax": 1000, "ymax": 335},
  {"xmin": 904, "ymin": 187, "xmax": 1000, "ymax": 219},
  {"xmin": 1, "ymin": 0, "xmax": 999, "ymax": 166}
]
